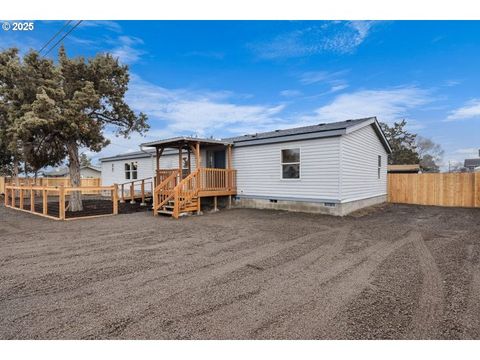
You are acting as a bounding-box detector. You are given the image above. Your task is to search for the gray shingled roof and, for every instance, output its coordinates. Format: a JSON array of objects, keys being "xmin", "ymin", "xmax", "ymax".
[
  {"xmin": 42, "ymin": 165, "xmax": 101, "ymax": 176},
  {"xmin": 222, "ymin": 117, "xmax": 375, "ymax": 143},
  {"xmin": 142, "ymin": 136, "xmax": 231, "ymax": 147},
  {"xmin": 100, "ymin": 117, "xmax": 391, "ymax": 162},
  {"xmin": 464, "ymin": 158, "xmax": 480, "ymax": 168}
]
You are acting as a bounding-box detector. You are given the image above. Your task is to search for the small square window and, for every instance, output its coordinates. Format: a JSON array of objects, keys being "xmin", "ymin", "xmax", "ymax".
[{"xmin": 124, "ymin": 162, "xmax": 138, "ymax": 180}]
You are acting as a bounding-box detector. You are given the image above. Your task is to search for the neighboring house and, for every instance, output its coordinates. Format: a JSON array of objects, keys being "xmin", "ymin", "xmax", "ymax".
[
  {"xmin": 464, "ymin": 151, "xmax": 480, "ymax": 172},
  {"xmin": 387, "ymin": 164, "xmax": 420, "ymax": 174},
  {"xmin": 42, "ymin": 165, "xmax": 102, "ymax": 178},
  {"xmin": 100, "ymin": 117, "xmax": 391, "ymax": 216}
]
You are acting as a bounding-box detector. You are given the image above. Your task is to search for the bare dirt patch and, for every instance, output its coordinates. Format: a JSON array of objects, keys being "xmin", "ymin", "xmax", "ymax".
[{"xmin": 0, "ymin": 203, "xmax": 479, "ymax": 339}]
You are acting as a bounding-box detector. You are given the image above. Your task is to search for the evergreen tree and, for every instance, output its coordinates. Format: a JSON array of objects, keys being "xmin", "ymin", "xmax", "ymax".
[
  {"xmin": 25, "ymin": 46, "xmax": 148, "ymax": 211},
  {"xmin": 79, "ymin": 153, "xmax": 92, "ymax": 167},
  {"xmin": 0, "ymin": 49, "xmax": 65, "ymax": 180},
  {"xmin": 380, "ymin": 120, "xmax": 420, "ymax": 165}
]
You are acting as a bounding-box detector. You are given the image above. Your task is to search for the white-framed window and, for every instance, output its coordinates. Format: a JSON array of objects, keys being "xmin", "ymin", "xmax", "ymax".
[
  {"xmin": 281, "ymin": 148, "xmax": 300, "ymax": 179},
  {"xmin": 125, "ymin": 161, "xmax": 138, "ymax": 180},
  {"xmin": 378, "ymin": 155, "xmax": 382, "ymax": 179}
]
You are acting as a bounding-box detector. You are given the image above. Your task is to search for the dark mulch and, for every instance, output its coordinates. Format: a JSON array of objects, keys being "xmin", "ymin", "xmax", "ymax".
[{"xmin": 9, "ymin": 197, "xmax": 152, "ymax": 219}]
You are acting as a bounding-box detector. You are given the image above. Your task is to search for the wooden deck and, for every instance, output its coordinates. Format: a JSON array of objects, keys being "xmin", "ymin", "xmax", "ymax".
[{"xmin": 153, "ymin": 167, "xmax": 237, "ymax": 218}]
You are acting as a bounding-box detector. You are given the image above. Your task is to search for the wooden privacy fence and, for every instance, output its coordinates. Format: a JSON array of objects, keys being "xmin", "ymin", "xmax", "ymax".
[
  {"xmin": 4, "ymin": 184, "xmax": 118, "ymax": 220},
  {"xmin": 388, "ymin": 173, "xmax": 480, "ymax": 208},
  {"xmin": 0, "ymin": 177, "xmax": 101, "ymax": 194}
]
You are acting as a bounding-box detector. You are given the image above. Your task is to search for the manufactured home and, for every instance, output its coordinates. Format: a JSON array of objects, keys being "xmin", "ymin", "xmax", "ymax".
[{"xmin": 100, "ymin": 117, "xmax": 392, "ymax": 217}]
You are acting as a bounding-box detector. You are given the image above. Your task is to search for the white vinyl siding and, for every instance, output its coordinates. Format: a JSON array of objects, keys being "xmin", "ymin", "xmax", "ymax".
[
  {"xmin": 79, "ymin": 167, "xmax": 101, "ymax": 178},
  {"xmin": 100, "ymin": 152, "xmax": 200, "ymax": 186},
  {"xmin": 233, "ymin": 137, "xmax": 341, "ymax": 201},
  {"xmin": 340, "ymin": 125, "xmax": 388, "ymax": 202}
]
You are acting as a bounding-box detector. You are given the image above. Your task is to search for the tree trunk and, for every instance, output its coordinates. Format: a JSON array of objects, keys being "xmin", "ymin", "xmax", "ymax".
[{"xmin": 67, "ymin": 142, "xmax": 83, "ymax": 211}]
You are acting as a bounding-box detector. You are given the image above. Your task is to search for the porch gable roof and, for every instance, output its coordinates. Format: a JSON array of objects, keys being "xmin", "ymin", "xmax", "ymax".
[{"xmin": 141, "ymin": 136, "xmax": 232, "ymax": 149}]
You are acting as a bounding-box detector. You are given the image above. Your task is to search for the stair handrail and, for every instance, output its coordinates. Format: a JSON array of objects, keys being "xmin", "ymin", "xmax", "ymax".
[
  {"xmin": 153, "ymin": 169, "xmax": 179, "ymax": 212},
  {"xmin": 173, "ymin": 168, "xmax": 200, "ymax": 218}
]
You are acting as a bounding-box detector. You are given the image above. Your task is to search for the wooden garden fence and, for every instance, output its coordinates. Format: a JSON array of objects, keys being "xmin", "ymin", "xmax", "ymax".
[
  {"xmin": 0, "ymin": 177, "xmax": 101, "ymax": 194},
  {"xmin": 388, "ymin": 173, "xmax": 480, "ymax": 208},
  {"xmin": 4, "ymin": 184, "xmax": 118, "ymax": 220}
]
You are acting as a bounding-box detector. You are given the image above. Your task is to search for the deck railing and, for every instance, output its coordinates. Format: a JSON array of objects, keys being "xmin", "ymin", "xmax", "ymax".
[
  {"xmin": 118, "ymin": 177, "xmax": 153, "ymax": 204},
  {"xmin": 199, "ymin": 168, "xmax": 237, "ymax": 192},
  {"xmin": 155, "ymin": 169, "xmax": 180, "ymax": 186}
]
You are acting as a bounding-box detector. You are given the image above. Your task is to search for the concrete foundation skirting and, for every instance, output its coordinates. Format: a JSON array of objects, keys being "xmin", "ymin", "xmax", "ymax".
[{"xmin": 233, "ymin": 195, "xmax": 387, "ymax": 216}]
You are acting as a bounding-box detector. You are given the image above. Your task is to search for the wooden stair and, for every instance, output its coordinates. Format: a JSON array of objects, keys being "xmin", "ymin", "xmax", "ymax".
[
  {"xmin": 153, "ymin": 169, "xmax": 200, "ymax": 218},
  {"xmin": 156, "ymin": 198, "xmax": 199, "ymax": 217}
]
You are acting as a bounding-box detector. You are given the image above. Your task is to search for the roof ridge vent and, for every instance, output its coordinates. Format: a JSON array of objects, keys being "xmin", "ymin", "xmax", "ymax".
[
  {"xmin": 317, "ymin": 123, "xmax": 326, "ymax": 126},
  {"xmin": 346, "ymin": 119, "xmax": 352, "ymax": 122}
]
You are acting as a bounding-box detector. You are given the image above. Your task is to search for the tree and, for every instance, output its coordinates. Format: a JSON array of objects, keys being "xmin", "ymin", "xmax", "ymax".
[
  {"xmin": 0, "ymin": 49, "xmax": 66, "ymax": 180},
  {"xmin": 79, "ymin": 153, "xmax": 92, "ymax": 167},
  {"xmin": 415, "ymin": 136, "xmax": 444, "ymax": 173},
  {"xmin": 380, "ymin": 120, "xmax": 420, "ymax": 165},
  {"xmin": 25, "ymin": 46, "xmax": 148, "ymax": 211}
]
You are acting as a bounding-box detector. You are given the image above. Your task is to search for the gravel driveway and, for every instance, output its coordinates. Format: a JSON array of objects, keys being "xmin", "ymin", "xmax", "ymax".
[{"xmin": 0, "ymin": 203, "xmax": 479, "ymax": 339}]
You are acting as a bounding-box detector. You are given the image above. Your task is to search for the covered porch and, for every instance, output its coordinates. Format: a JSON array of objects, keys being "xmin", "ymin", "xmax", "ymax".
[{"xmin": 141, "ymin": 137, "xmax": 237, "ymax": 218}]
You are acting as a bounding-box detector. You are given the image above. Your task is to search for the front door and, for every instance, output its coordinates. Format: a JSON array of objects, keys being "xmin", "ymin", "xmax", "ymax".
[{"xmin": 207, "ymin": 150, "xmax": 226, "ymax": 169}]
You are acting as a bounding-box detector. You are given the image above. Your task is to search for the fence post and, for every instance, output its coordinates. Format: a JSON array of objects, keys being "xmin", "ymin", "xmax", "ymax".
[
  {"xmin": 59, "ymin": 185, "xmax": 66, "ymax": 220},
  {"xmin": 43, "ymin": 188, "xmax": 48, "ymax": 215},
  {"xmin": 4, "ymin": 187, "xmax": 8, "ymax": 207},
  {"xmin": 130, "ymin": 182, "xmax": 136, "ymax": 204},
  {"xmin": 120, "ymin": 184, "xmax": 125, "ymax": 203},
  {"xmin": 19, "ymin": 188, "xmax": 24, "ymax": 209},
  {"xmin": 140, "ymin": 180, "xmax": 146, "ymax": 206},
  {"xmin": 173, "ymin": 186, "xmax": 180, "ymax": 219},
  {"xmin": 112, "ymin": 184, "xmax": 119, "ymax": 215},
  {"xmin": 30, "ymin": 187, "xmax": 35, "ymax": 212}
]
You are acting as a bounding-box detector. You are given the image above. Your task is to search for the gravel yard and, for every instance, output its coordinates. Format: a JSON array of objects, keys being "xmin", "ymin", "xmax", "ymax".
[{"xmin": 0, "ymin": 203, "xmax": 479, "ymax": 339}]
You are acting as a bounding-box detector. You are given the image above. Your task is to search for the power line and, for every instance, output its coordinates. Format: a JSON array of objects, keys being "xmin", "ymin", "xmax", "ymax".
[
  {"xmin": 38, "ymin": 20, "xmax": 72, "ymax": 55},
  {"xmin": 43, "ymin": 20, "xmax": 83, "ymax": 56}
]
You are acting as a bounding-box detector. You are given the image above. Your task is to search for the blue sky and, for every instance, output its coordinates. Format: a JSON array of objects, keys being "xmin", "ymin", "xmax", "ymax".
[{"xmin": 1, "ymin": 20, "xmax": 479, "ymax": 168}]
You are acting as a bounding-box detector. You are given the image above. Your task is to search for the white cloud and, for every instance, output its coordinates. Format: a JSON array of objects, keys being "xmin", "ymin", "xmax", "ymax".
[
  {"xmin": 125, "ymin": 75, "xmax": 286, "ymax": 138},
  {"xmin": 79, "ymin": 21, "xmax": 122, "ymax": 33},
  {"xmin": 280, "ymin": 89, "xmax": 302, "ymax": 97},
  {"xmin": 251, "ymin": 21, "xmax": 376, "ymax": 59},
  {"xmin": 443, "ymin": 79, "xmax": 461, "ymax": 87},
  {"xmin": 329, "ymin": 82, "xmax": 349, "ymax": 93},
  {"xmin": 299, "ymin": 70, "xmax": 348, "ymax": 85},
  {"xmin": 446, "ymin": 99, "xmax": 480, "ymax": 121},
  {"xmin": 110, "ymin": 36, "xmax": 145, "ymax": 64},
  {"xmin": 299, "ymin": 87, "xmax": 431, "ymax": 123}
]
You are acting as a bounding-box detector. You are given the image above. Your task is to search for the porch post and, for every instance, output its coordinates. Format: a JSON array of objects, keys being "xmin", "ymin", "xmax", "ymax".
[
  {"xmin": 227, "ymin": 144, "xmax": 233, "ymax": 190},
  {"xmin": 195, "ymin": 142, "xmax": 201, "ymax": 169},
  {"xmin": 155, "ymin": 147, "xmax": 164, "ymax": 186},
  {"xmin": 227, "ymin": 144, "xmax": 232, "ymax": 169},
  {"xmin": 187, "ymin": 146, "xmax": 192, "ymax": 174},
  {"xmin": 178, "ymin": 143, "xmax": 183, "ymax": 179}
]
